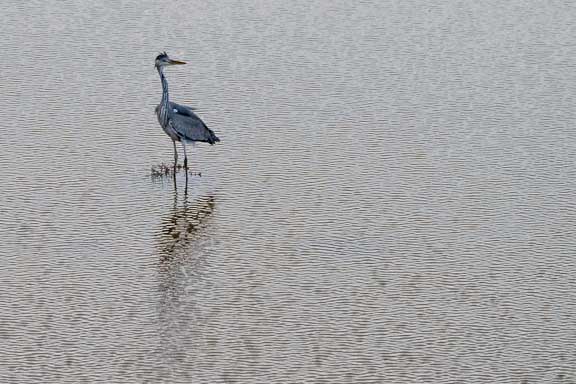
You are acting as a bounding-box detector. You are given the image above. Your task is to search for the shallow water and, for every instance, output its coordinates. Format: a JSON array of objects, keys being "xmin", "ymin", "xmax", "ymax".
[{"xmin": 2, "ymin": 0, "xmax": 576, "ymax": 383}]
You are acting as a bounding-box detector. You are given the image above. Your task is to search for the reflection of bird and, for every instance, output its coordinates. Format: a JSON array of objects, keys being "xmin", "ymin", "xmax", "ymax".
[
  {"xmin": 156, "ymin": 193, "xmax": 216, "ymax": 362},
  {"xmin": 159, "ymin": 194, "xmax": 216, "ymax": 261},
  {"xmin": 155, "ymin": 52, "xmax": 220, "ymax": 170}
]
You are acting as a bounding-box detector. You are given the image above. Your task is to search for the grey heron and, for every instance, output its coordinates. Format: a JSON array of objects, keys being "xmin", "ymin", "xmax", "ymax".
[{"xmin": 155, "ymin": 52, "xmax": 219, "ymax": 170}]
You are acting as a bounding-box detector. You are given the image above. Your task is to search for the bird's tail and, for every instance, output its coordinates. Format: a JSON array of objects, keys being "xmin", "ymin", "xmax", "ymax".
[{"xmin": 206, "ymin": 127, "xmax": 220, "ymax": 145}]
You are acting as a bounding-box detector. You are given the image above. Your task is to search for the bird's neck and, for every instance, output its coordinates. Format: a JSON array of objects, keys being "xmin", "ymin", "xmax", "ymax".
[{"xmin": 158, "ymin": 66, "xmax": 170, "ymax": 107}]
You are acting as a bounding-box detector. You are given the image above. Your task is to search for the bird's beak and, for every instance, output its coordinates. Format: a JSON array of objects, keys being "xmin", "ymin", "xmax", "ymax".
[{"xmin": 169, "ymin": 59, "xmax": 186, "ymax": 65}]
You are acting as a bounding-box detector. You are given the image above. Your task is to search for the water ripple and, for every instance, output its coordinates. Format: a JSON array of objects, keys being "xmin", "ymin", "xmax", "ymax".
[{"xmin": 2, "ymin": 0, "xmax": 576, "ymax": 383}]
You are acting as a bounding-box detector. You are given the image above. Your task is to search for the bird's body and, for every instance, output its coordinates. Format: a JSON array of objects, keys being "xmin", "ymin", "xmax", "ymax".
[
  {"xmin": 155, "ymin": 102, "xmax": 219, "ymax": 144},
  {"xmin": 155, "ymin": 52, "xmax": 219, "ymax": 169}
]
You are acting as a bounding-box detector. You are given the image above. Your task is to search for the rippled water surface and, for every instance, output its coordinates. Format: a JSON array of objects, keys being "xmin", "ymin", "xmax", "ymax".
[{"xmin": 2, "ymin": 1, "xmax": 576, "ymax": 383}]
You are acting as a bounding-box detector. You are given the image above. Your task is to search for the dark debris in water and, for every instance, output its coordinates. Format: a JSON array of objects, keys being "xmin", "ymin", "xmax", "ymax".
[{"xmin": 151, "ymin": 163, "xmax": 202, "ymax": 178}]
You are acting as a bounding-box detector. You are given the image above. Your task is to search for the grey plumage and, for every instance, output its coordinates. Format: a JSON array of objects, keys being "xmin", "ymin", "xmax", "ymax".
[{"xmin": 155, "ymin": 52, "xmax": 219, "ymax": 169}]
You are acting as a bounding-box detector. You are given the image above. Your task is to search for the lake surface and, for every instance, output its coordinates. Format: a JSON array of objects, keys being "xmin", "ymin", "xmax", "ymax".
[{"xmin": 1, "ymin": 0, "xmax": 576, "ymax": 383}]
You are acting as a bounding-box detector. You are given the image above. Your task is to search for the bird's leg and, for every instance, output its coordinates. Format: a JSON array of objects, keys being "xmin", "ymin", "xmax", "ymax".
[
  {"xmin": 184, "ymin": 170, "xmax": 189, "ymax": 195},
  {"xmin": 181, "ymin": 141, "xmax": 188, "ymax": 170},
  {"xmin": 172, "ymin": 140, "xmax": 178, "ymax": 169}
]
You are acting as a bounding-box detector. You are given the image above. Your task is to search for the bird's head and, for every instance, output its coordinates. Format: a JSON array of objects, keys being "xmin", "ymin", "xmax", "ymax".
[{"xmin": 155, "ymin": 52, "xmax": 186, "ymax": 68}]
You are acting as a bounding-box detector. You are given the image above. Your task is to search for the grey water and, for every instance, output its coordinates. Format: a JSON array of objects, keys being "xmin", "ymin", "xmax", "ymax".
[{"xmin": 1, "ymin": 1, "xmax": 576, "ymax": 383}]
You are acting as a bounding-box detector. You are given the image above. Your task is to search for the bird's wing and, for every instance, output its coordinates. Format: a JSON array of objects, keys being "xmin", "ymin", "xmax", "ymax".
[
  {"xmin": 169, "ymin": 109, "xmax": 220, "ymax": 144},
  {"xmin": 169, "ymin": 101, "xmax": 197, "ymax": 116}
]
